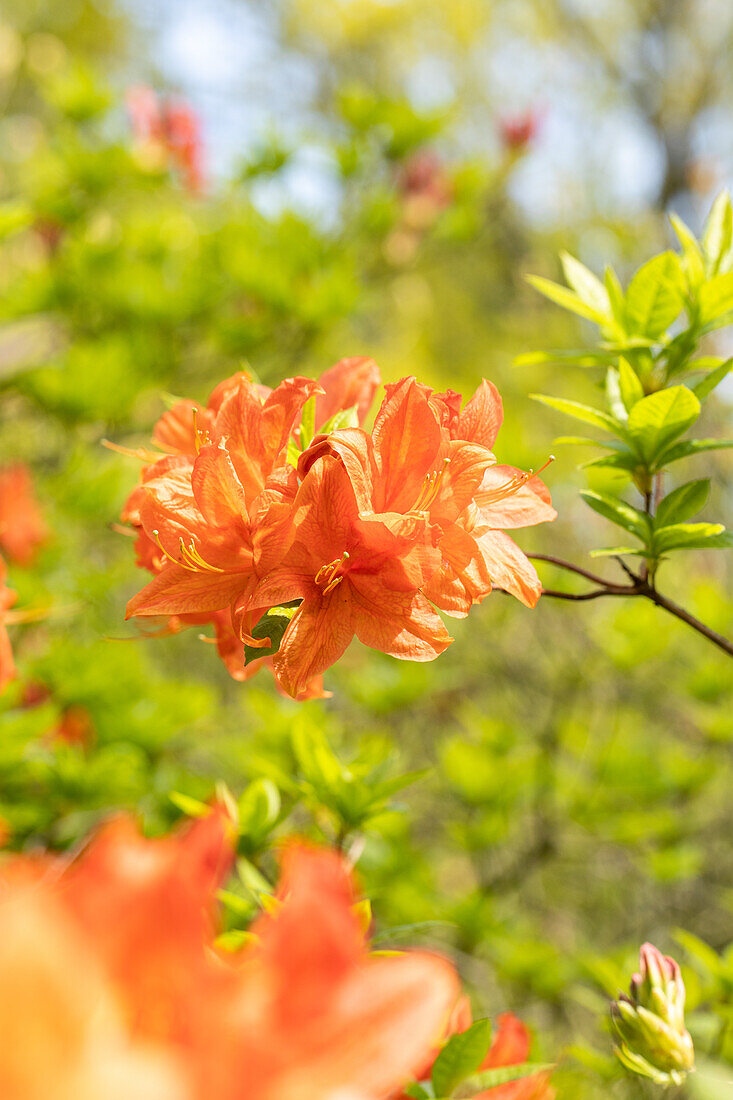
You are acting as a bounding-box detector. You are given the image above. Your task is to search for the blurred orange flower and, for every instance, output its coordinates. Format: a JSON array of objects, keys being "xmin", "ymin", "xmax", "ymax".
[
  {"xmin": 0, "ymin": 815, "xmax": 459, "ymax": 1100},
  {"xmin": 0, "ymin": 464, "xmax": 48, "ymax": 567}
]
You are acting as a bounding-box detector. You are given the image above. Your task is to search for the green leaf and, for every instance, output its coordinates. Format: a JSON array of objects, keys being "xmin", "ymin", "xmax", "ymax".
[
  {"xmin": 169, "ymin": 791, "xmax": 210, "ymax": 818},
  {"xmin": 560, "ymin": 252, "xmax": 610, "ymax": 315},
  {"xmin": 525, "ymin": 275, "xmax": 607, "ymax": 323},
  {"xmin": 530, "ymin": 394, "xmax": 622, "ymax": 435},
  {"xmin": 432, "ymin": 1019, "xmax": 492, "ymax": 1099},
  {"xmin": 580, "ymin": 491, "xmax": 651, "ymax": 540},
  {"xmin": 655, "ymin": 438, "xmax": 733, "ymax": 466},
  {"xmin": 0, "ymin": 201, "xmax": 32, "ymax": 241},
  {"xmin": 693, "ymin": 357, "xmax": 733, "ymax": 399},
  {"xmin": 403, "ymin": 1085, "xmax": 432, "ymax": 1100},
  {"xmin": 319, "ymin": 404, "xmax": 360, "ymax": 433},
  {"xmin": 450, "ymin": 1063, "xmax": 554, "ymax": 1099},
  {"xmin": 624, "ymin": 252, "xmax": 685, "ymax": 338},
  {"xmin": 702, "ymin": 190, "xmax": 733, "ymax": 275},
  {"xmin": 673, "ymin": 929, "xmax": 722, "ymax": 978},
  {"xmin": 670, "ymin": 212, "xmax": 705, "ymax": 288},
  {"xmin": 617, "ymin": 358, "xmax": 645, "ymax": 411},
  {"xmin": 299, "ymin": 396, "xmax": 317, "ymax": 450},
  {"xmin": 698, "ymin": 272, "xmax": 733, "ymax": 324},
  {"xmin": 589, "ymin": 546, "xmax": 646, "ymax": 558},
  {"xmin": 514, "ymin": 349, "xmax": 613, "ymax": 368},
  {"xmin": 580, "ymin": 451, "xmax": 641, "ymax": 472},
  {"xmin": 655, "ymin": 479, "xmax": 710, "ymax": 527},
  {"xmin": 244, "ymin": 603, "xmax": 299, "ymax": 665},
  {"xmin": 605, "ymin": 368, "xmax": 627, "ymax": 422},
  {"xmin": 238, "ymin": 778, "xmax": 281, "ymax": 837},
  {"xmin": 654, "ymin": 522, "xmax": 727, "ymax": 552},
  {"xmin": 625, "ymin": 385, "xmax": 701, "ymax": 464},
  {"xmin": 604, "ymin": 266, "xmax": 626, "ymax": 331}
]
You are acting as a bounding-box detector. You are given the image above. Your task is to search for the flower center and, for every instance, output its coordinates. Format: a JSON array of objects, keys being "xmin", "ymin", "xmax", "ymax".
[
  {"xmin": 412, "ymin": 458, "xmax": 450, "ymax": 513},
  {"xmin": 314, "ymin": 551, "xmax": 350, "ymax": 595}
]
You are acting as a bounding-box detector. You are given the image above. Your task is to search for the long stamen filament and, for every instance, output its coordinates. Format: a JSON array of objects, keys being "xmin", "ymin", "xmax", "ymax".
[{"xmin": 413, "ymin": 457, "xmax": 450, "ymax": 513}]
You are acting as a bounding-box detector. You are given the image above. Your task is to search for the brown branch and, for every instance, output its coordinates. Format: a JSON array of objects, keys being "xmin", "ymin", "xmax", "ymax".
[{"xmin": 532, "ymin": 553, "xmax": 733, "ymax": 658}]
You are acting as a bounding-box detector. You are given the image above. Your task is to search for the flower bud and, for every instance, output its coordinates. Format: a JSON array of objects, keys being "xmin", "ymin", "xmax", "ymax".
[{"xmin": 611, "ymin": 943, "xmax": 694, "ymax": 1086}]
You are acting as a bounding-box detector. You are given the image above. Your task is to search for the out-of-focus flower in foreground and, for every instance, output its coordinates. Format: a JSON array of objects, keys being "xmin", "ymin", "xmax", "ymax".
[
  {"xmin": 0, "ymin": 812, "xmax": 460, "ymax": 1100},
  {"xmin": 120, "ymin": 359, "xmax": 555, "ymax": 697},
  {"xmin": 0, "ymin": 464, "xmax": 48, "ymax": 567},
  {"xmin": 611, "ymin": 943, "xmax": 694, "ymax": 1086}
]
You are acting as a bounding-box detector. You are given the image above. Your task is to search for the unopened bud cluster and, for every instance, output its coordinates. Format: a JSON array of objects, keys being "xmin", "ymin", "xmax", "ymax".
[{"xmin": 611, "ymin": 943, "xmax": 694, "ymax": 1086}]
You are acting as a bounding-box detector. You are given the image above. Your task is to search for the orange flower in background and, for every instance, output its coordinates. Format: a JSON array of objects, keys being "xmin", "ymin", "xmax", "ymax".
[
  {"xmin": 127, "ymin": 85, "xmax": 205, "ymax": 193},
  {"xmin": 0, "ymin": 464, "xmax": 48, "ymax": 567},
  {"xmin": 0, "ymin": 817, "xmax": 460, "ymax": 1100}
]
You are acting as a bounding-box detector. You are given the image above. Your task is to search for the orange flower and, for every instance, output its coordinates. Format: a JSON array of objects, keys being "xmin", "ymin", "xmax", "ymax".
[
  {"xmin": 122, "ymin": 361, "xmax": 382, "ymax": 693},
  {"xmin": 233, "ymin": 842, "xmax": 460, "ymax": 1100},
  {"xmin": 251, "ymin": 452, "xmax": 450, "ymax": 698},
  {"xmin": 127, "ymin": 85, "xmax": 205, "ymax": 193},
  {"xmin": 0, "ymin": 818, "xmax": 459, "ymax": 1100},
  {"xmin": 0, "ymin": 464, "xmax": 48, "ymax": 567},
  {"xmin": 122, "ymin": 366, "xmax": 555, "ymax": 696},
  {"xmin": 395, "ymin": 1006, "xmax": 554, "ymax": 1100},
  {"xmin": 0, "ymin": 556, "xmax": 17, "ymax": 693}
]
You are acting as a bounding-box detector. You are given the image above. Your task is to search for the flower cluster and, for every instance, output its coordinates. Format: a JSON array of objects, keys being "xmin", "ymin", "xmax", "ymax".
[
  {"xmin": 122, "ymin": 359, "xmax": 555, "ymax": 698},
  {"xmin": 127, "ymin": 85, "xmax": 205, "ymax": 194}
]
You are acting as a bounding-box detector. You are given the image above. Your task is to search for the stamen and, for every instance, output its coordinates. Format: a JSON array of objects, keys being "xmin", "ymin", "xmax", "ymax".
[
  {"xmin": 102, "ymin": 439, "xmax": 164, "ymax": 463},
  {"xmin": 179, "ymin": 538, "xmax": 226, "ymax": 574},
  {"xmin": 412, "ymin": 458, "xmax": 450, "ymax": 513},
  {"xmin": 479, "ymin": 455, "xmax": 555, "ymax": 505},
  {"xmin": 152, "ymin": 529, "xmax": 189, "ymax": 569},
  {"xmin": 315, "ymin": 550, "xmax": 350, "ymax": 593}
]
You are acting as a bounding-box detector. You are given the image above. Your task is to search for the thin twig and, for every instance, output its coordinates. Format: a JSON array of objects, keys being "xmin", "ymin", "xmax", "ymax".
[
  {"xmin": 528, "ymin": 553, "xmax": 631, "ymax": 591},
  {"xmin": 532, "ymin": 553, "xmax": 733, "ymax": 658}
]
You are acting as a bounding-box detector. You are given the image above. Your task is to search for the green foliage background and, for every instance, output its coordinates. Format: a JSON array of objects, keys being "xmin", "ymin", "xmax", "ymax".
[{"xmin": 1, "ymin": 2, "xmax": 732, "ymax": 1097}]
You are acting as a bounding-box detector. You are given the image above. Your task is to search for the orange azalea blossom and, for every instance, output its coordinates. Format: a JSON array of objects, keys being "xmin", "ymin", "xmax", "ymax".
[
  {"xmin": 122, "ymin": 366, "xmax": 554, "ymax": 697},
  {"xmin": 247, "ymin": 376, "xmax": 554, "ymax": 695},
  {"xmin": 0, "ymin": 463, "xmax": 48, "ymax": 567},
  {"xmin": 395, "ymin": 999, "xmax": 555, "ymax": 1100},
  {"xmin": 0, "ymin": 815, "xmax": 459, "ymax": 1100},
  {"xmin": 123, "ymin": 359, "xmax": 381, "ymax": 696}
]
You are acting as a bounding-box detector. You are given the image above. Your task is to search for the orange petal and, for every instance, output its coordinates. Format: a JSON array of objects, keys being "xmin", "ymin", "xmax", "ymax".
[
  {"xmin": 456, "ymin": 379, "xmax": 504, "ymax": 448},
  {"xmin": 476, "ymin": 467, "xmax": 556, "ymax": 529},
  {"xmin": 191, "ymin": 445, "xmax": 249, "ymax": 527},
  {"xmin": 372, "ymin": 378, "xmax": 442, "ymax": 513},
  {"xmin": 315, "ymin": 355, "xmax": 381, "ymax": 427},
  {"xmin": 475, "ymin": 530, "xmax": 542, "ymax": 608},
  {"xmin": 272, "ymin": 593, "xmax": 353, "ymax": 698},
  {"xmin": 126, "ymin": 564, "xmax": 251, "ymax": 618},
  {"xmin": 349, "ymin": 576, "xmax": 452, "ymax": 660}
]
